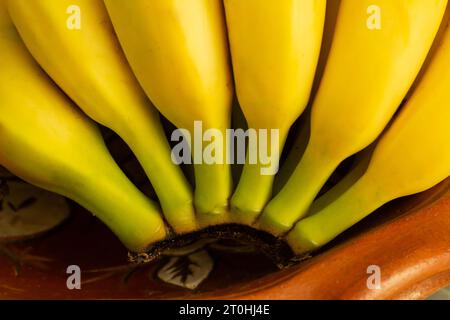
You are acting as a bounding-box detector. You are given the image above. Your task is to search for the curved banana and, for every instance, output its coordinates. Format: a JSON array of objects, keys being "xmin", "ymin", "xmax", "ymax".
[
  {"xmin": 104, "ymin": 0, "xmax": 233, "ymax": 226},
  {"xmin": 0, "ymin": 3, "xmax": 166, "ymax": 252},
  {"xmin": 7, "ymin": 0, "xmax": 196, "ymax": 234},
  {"xmin": 224, "ymin": 0, "xmax": 326, "ymax": 225},
  {"xmin": 260, "ymin": 0, "xmax": 448, "ymax": 236},
  {"xmin": 307, "ymin": 144, "xmax": 375, "ymax": 216},
  {"xmin": 272, "ymin": 0, "xmax": 343, "ymax": 199},
  {"xmin": 271, "ymin": 0, "xmax": 342, "ymax": 201},
  {"xmin": 287, "ymin": 20, "xmax": 450, "ymax": 254}
]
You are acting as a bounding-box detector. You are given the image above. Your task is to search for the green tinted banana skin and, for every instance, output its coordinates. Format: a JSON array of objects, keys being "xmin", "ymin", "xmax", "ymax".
[
  {"xmin": 7, "ymin": 0, "xmax": 197, "ymax": 234},
  {"xmin": 0, "ymin": 4, "xmax": 166, "ymax": 252}
]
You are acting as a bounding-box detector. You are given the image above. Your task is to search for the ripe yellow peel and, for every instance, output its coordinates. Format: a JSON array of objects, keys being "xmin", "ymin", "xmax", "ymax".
[
  {"xmin": 106, "ymin": 0, "xmax": 232, "ymax": 131},
  {"xmin": 7, "ymin": 0, "xmax": 196, "ymax": 234},
  {"xmin": 288, "ymin": 22, "xmax": 450, "ymax": 254},
  {"xmin": 0, "ymin": 4, "xmax": 166, "ymax": 251},
  {"xmin": 224, "ymin": 0, "xmax": 326, "ymax": 130},
  {"xmin": 224, "ymin": 0, "xmax": 326, "ymax": 224},
  {"xmin": 260, "ymin": 0, "xmax": 448, "ymax": 236},
  {"xmin": 105, "ymin": 0, "xmax": 233, "ymax": 223}
]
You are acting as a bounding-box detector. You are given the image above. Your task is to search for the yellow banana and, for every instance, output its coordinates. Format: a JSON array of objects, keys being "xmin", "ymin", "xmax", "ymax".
[
  {"xmin": 271, "ymin": 0, "xmax": 342, "ymax": 200},
  {"xmin": 272, "ymin": 0, "xmax": 343, "ymax": 199},
  {"xmin": 104, "ymin": 0, "xmax": 233, "ymax": 226},
  {"xmin": 7, "ymin": 0, "xmax": 196, "ymax": 234},
  {"xmin": 224, "ymin": 0, "xmax": 326, "ymax": 225},
  {"xmin": 260, "ymin": 0, "xmax": 447, "ymax": 236},
  {"xmin": 307, "ymin": 144, "xmax": 375, "ymax": 216},
  {"xmin": 0, "ymin": 3, "xmax": 166, "ymax": 252},
  {"xmin": 287, "ymin": 20, "xmax": 450, "ymax": 255},
  {"xmin": 311, "ymin": 0, "xmax": 342, "ymax": 95}
]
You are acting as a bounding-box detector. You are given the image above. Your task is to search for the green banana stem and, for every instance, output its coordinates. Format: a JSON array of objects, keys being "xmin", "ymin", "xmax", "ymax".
[
  {"xmin": 231, "ymin": 127, "xmax": 289, "ymax": 226},
  {"xmin": 121, "ymin": 113, "xmax": 197, "ymax": 234},
  {"xmin": 71, "ymin": 164, "xmax": 167, "ymax": 252},
  {"xmin": 193, "ymin": 124, "xmax": 232, "ymax": 227},
  {"xmin": 286, "ymin": 175, "xmax": 383, "ymax": 255},
  {"xmin": 0, "ymin": 2, "xmax": 167, "ymax": 253},
  {"xmin": 259, "ymin": 144, "xmax": 339, "ymax": 236},
  {"xmin": 231, "ymin": 160, "xmax": 275, "ymax": 225},
  {"xmin": 194, "ymin": 161, "xmax": 232, "ymax": 227},
  {"xmin": 307, "ymin": 146, "xmax": 375, "ymax": 216}
]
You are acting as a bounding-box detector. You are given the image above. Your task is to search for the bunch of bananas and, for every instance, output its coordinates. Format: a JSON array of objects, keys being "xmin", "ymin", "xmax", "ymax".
[{"xmin": 0, "ymin": 0, "xmax": 449, "ymax": 257}]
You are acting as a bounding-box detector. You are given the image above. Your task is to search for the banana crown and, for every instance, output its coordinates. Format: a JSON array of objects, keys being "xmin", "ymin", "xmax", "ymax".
[{"xmin": 0, "ymin": 0, "xmax": 449, "ymax": 256}]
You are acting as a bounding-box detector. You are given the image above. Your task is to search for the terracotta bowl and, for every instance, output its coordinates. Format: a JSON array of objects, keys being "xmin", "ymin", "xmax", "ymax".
[{"xmin": 0, "ymin": 176, "xmax": 449, "ymax": 300}]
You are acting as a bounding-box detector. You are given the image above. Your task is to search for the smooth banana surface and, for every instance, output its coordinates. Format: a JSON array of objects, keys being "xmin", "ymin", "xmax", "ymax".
[
  {"xmin": 0, "ymin": 0, "xmax": 449, "ymax": 260},
  {"xmin": 287, "ymin": 20, "xmax": 450, "ymax": 254},
  {"xmin": 0, "ymin": 3, "xmax": 166, "ymax": 252},
  {"xmin": 7, "ymin": 0, "xmax": 197, "ymax": 234},
  {"xmin": 224, "ymin": 0, "xmax": 326, "ymax": 225},
  {"xmin": 104, "ymin": 0, "xmax": 234, "ymax": 226},
  {"xmin": 307, "ymin": 144, "xmax": 376, "ymax": 216},
  {"xmin": 260, "ymin": 0, "xmax": 448, "ymax": 236}
]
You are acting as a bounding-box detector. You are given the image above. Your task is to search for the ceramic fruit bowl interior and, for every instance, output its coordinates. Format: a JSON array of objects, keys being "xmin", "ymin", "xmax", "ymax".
[{"xmin": 1, "ymin": 175, "xmax": 448, "ymax": 300}]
